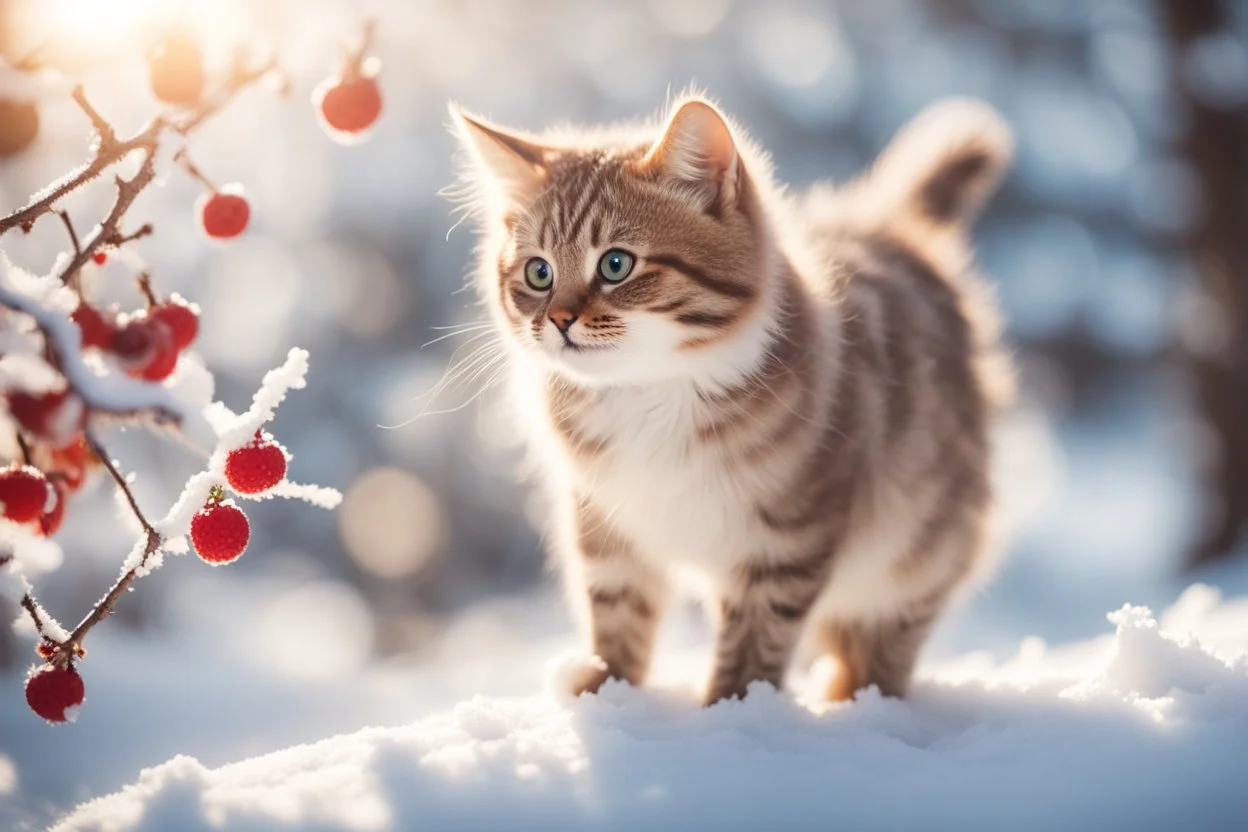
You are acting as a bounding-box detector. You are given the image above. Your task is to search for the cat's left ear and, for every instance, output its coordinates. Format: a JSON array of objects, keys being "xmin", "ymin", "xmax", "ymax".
[
  {"xmin": 641, "ymin": 99, "xmax": 740, "ymax": 215},
  {"xmin": 450, "ymin": 105, "xmax": 548, "ymax": 205}
]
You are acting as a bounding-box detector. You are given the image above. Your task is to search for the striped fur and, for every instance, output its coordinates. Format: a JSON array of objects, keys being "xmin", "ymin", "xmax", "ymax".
[{"xmin": 451, "ymin": 95, "xmax": 1014, "ymax": 705}]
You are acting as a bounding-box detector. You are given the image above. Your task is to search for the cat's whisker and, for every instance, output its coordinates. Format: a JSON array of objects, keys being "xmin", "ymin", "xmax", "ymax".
[{"xmin": 421, "ymin": 322, "xmax": 494, "ymax": 349}]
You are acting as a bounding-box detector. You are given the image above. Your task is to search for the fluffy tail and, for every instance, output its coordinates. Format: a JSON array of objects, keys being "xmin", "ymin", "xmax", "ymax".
[{"xmin": 867, "ymin": 98, "xmax": 1013, "ymax": 228}]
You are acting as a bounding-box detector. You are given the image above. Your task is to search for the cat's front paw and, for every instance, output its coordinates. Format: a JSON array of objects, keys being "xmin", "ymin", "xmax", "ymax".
[{"xmin": 549, "ymin": 653, "xmax": 613, "ymax": 700}]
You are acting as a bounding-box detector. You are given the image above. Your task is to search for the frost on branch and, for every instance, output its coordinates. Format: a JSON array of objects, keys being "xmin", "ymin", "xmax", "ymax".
[{"xmin": 0, "ymin": 22, "xmax": 376, "ymax": 722}]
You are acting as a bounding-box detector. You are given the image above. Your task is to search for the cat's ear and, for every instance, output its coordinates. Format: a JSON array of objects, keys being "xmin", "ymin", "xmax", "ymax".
[
  {"xmin": 642, "ymin": 99, "xmax": 740, "ymax": 214},
  {"xmin": 450, "ymin": 105, "xmax": 548, "ymax": 204}
]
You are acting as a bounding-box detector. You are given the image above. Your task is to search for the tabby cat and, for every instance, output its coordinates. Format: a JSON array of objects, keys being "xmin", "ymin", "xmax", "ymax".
[{"xmin": 450, "ymin": 93, "xmax": 1013, "ymax": 704}]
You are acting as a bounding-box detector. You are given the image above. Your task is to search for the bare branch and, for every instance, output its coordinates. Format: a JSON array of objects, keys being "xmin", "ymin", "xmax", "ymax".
[
  {"xmin": 57, "ymin": 152, "xmax": 158, "ymax": 281},
  {"xmin": 71, "ymin": 85, "xmax": 117, "ymax": 148},
  {"xmin": 36, "ymin": 434, "xmax": 166, "ymax": 664},
  {"xmin": 174, "ymin": 55, "xmax": 277, "ymax": 135},
  {"xmin": 57, "ymin": 211, "xmax": 82, "ymax": 259}
]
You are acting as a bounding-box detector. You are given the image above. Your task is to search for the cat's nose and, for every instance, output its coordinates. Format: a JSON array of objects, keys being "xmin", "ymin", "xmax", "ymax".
[{"xmin": 548, "ymin": 309, "xmax": 578, "ymax": 332}]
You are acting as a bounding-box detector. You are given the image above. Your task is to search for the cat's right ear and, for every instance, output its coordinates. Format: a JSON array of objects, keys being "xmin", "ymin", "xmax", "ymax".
[{"xmin": 450, "ymin": 105, "xmax": 548, "ymax": 205}]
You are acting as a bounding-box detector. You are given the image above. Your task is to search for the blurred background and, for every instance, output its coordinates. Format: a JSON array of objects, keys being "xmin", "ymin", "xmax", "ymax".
[{"xmin": 0, "ymin": 0, "xmax": 1246, "ymax": 825}]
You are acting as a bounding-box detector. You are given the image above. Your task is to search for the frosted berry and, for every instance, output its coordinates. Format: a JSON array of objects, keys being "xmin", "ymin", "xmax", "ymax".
[
  {"xmin": 38, "ymin": 481, "xmax": 67, "ymax": 536},
  {"xmin": 72, "ymin": 303, "xmax": 115, "ymax": 349},
  {"xmin": 225, "ymin": 436, "xmax": 287, "ymax": 494},
  {"xmin": 0, "ymin": 99, "xmax": 38, "ymax": 157},
  {"xmin": 0, "ymin": 466, "xmax": 53, "ymax": 524},
  {"xmin": 91, "ymin": 251, "xmax": 107, "ymax": 265},
  {"xmin": 7, "ymin": 389, "xmax": 86, "ymax": 444},
  {"xmin": 111, "ymin": 317, "xmax": 177, "ymax": 381},
  {"xmin": 315, "ymin": 75, "xmax": 382, "ymax": 138},
  {"xmin": 198, "ymin": 190, "xmax": 249, "ymax": 239},
  {"xmin": 151, "ymin": 297, "xmax": 199, "ymax": 352},
  {"xmin": 25, "ymin": 664, "xmax": 85, "ymax": 722},
  {"xmin": 148, "ymin": 33, "xmax": 204, "ymax": 106},
  {"xmin": 190, "ymin": 501, "xmax": 250, "ymax": 564}
]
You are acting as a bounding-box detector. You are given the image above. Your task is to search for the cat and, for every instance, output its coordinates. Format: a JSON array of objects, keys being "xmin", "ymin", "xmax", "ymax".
[{"xmin": 449, "ymin": 93, "xmax": 1014, "ymax": 705}]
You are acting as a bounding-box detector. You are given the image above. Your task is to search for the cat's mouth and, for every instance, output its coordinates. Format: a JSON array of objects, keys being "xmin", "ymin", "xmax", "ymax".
[{"xmin": 556, "ymin": 331, "xmax": 609, "ymax": 353}]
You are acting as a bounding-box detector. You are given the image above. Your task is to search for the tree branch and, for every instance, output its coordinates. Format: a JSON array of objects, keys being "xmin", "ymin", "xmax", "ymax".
[{"xmin": 38, "ymin": 434, "xmax": 165, "ymax": 665}]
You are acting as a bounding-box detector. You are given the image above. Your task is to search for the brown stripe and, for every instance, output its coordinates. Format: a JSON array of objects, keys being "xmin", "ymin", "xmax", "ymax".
[
  {"xmin": 676, "ymin": 310, "xmax": 736, "ymax": 328},
  {"xmin": 647, "ymin": 253, "xmax": 753, "ymax": 300},
  {"xmin": 740, "ymin": 547, "xmax": 833, "ymax": 584},
  {"xmin": 605, "ymin": 269, "xmax": 664, "ymax": 309},
  {"xmin": 589, "ymin": 586, "xmax": 656, "ymax": 620}
]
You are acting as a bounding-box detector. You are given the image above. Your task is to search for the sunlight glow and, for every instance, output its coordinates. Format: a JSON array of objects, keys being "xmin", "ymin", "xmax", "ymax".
[{"xmin": 7, "ymin": 0, "xmax": 253, "ymax": 64}]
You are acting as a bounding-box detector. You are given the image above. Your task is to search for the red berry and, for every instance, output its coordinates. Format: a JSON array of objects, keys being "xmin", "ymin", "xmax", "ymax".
[
  {"xmin": 49, "ymin": 437, "xmax": 91, "ymax": 492},
  {"xmin": 25, "ymin": 664, "xmax": 85, "ymax": 722},
  {"xmin": 111, "ymin": 317, "xmax": 177, "ymax": 381},
  {"xmin": 0, "ymin": 98, "xmax": 38, "ymax": 158},
  {"xmin": 148, "ymin": 34, "xmax": 204, "ymax": 107},
  {"xmin": 38, "ymin": 481, "xmax": 67, "ymax": 536},
  {"xmin": 151, "ymin": 298, "xmax": 199, "ymax": 352},
  {"xmin": 91, "ymin": 251, "xmax": 108, "ymax": 266},
  {"xmin": 225, "ymin": 437, "xmax": 287, "ymax": 494},
  {"xmin": 198, "ymin": 190, "xmax": 249, "ymax": 239},
  {"xmin": 72, "ymin": 303, "xmax": 116, "ymax": 350},
  {"xmin": 315, "ymin": 75, "xmax": 382, "ymax": 137},
  {"xmin": 0, "ymin": 466, "xmax": 53, "ymax": 524},
  {"xmin": 190, "ymin": 501, "xmax": 250, "ymax": 564},
  {"xmin": 7, "ymin": 389, "xmax": 86, "ymax": 444}
]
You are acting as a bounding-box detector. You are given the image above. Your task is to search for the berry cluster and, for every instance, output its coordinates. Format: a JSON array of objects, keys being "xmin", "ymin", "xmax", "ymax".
[{"xmin": 4, "ymin": 23, "xmax": 370, "ymax": 723}]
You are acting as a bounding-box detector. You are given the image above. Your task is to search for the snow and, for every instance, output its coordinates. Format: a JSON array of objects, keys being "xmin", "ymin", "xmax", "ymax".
[
  {"xmin": 48, "ymin": 584, "xmax": 1248, "ymax": 831},
  {"xmin": 0, "ymin": 255, "xmax": 207, "ymax": 437}
]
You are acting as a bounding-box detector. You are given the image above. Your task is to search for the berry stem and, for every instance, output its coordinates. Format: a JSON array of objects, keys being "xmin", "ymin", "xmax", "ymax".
[
  {"xmin": 343, "ymin": 19, "xmax": 377, "ymax": 79},
  {"xmin": 57, "ymin": 211, "xmax": 82, "ymax": 260},
  {"xmin": 173, "ymin": 149, "xmax": 218, "ymax": 193},
  {"xmin": 136, "ymin": 273, "xmax": 159, "ymax": 308}
]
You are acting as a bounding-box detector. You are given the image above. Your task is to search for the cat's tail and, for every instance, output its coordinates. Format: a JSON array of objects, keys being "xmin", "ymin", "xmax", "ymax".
[{"xmin": 865, "ymin": 97, "xmax": 1013, "ymax": 230}]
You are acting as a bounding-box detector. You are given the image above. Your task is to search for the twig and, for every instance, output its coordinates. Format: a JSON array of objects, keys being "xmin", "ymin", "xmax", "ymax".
[
  {"xmin": 173, "ymin": 149, "xmax": 217, "ymax": 192},
  {"xmin": 136, "ymin": 273, "xmax": 158, "ymax": 308},
  {"xmin": 86, "ymin": 433, "xmax": 157, "ymax": 538},
  {"xmin": 57, "ymin": 154, "xmax": 158, "ymax": 282},
  {"xmin": 174, "ymin": 54, "xmax": 277, "ymax": 135},
  {"xmin": 0, "ymin": 87, "xmax": 158, "ymax": 238},
  {"xmin": 344, "ymin": 19, "xmax": 377, "ymax": 78},
  {"xmin": 108, "ymin": 223, "xmax": 154, "ymax": 248},
  {"xmin": 72, "ymin": 86, "xmax": 117, "ymax": 148},
  {"xmin": 57, "ymin": 211, "xmax": 81, "ymax": 259},
  {"xmin": 14, "ymin": 432, "xmax": 33, "ymax": 465},
  {"xmin": 38, "ymin": 433, "xmax": 166, "ymax": 664}
]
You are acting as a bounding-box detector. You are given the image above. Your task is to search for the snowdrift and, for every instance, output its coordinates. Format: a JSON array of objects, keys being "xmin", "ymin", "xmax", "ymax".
[{"xmin": 54, "ymin": 585, "xmax": 1248, "ymax": 831}]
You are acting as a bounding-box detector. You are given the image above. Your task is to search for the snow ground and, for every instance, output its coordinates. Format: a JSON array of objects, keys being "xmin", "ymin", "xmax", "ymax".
[{"xmin": 44, "ymin": 583, "xmax": 1248, "ymax": 831}]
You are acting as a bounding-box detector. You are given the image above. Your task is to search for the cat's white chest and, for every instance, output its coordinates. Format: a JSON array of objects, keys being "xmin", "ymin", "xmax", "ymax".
[{"xmin": 571, "ymin": 385, "xmax": 758, "ymax": 574}]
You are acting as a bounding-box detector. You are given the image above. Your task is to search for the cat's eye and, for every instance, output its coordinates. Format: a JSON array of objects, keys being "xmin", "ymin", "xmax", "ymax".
[
  {"xmin": 597, "ymin": 249, "xmax": 635, "ymax": 284},
  {"xmin": 524, "ymin": 257, "xmax": 553, "ymax": 291}
]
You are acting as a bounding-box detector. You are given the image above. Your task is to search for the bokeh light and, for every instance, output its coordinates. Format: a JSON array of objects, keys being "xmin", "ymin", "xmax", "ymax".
[{"xmin": 340, "ymin": 466, "xmax": 443, "ymax": 580}]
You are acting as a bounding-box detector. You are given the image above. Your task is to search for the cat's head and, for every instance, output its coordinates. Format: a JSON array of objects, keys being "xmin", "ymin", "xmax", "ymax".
[{"xmin": 450, "ymin": 97, "xmax": 777, "ymax": 387}]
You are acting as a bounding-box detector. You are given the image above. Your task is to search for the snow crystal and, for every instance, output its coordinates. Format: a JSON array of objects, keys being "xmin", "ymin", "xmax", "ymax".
[
  {"xmin": 261, "ymin": 480, "xmax": 343, "ymax": 509},
  {"xmin": 49, "ymin": 590, "xmax": 1248, "ymax": 832}
]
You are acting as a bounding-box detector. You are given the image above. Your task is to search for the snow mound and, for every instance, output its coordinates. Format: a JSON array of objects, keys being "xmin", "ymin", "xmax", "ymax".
[{"xmin": 54, "ymin": 590, "xmax": 1248, "ymax": 831}]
